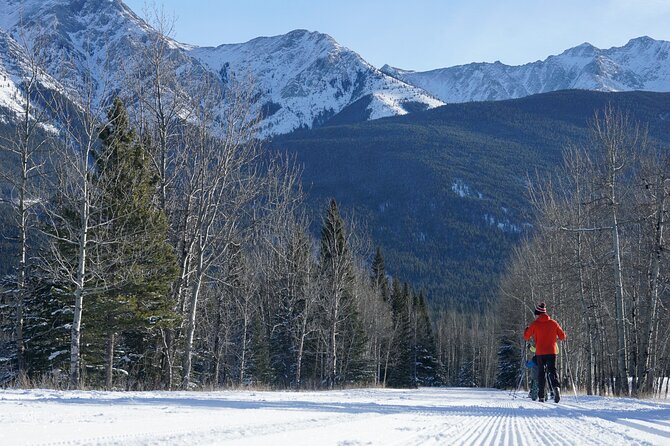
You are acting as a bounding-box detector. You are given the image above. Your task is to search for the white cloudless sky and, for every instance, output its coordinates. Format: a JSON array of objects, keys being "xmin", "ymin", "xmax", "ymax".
[{"xmin": 124, "ymin": 0, "xmax": 670, "ymax": 71}]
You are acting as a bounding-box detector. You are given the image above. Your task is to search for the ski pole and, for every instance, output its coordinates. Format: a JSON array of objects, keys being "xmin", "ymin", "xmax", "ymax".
[
  {"xmin": 511, "ymin": 342, "xmax": 528, "ymax": 399},
  {"xmin": 563, "ymin": 341, "xmax": 579, "ymax": 402},
  {"xmin": 566, "ymin": 356, "xmax": 579, "ymax": 402},
  {"xmin": 511, "ymin": 367, "xmax": 525, "ymax": 398}
]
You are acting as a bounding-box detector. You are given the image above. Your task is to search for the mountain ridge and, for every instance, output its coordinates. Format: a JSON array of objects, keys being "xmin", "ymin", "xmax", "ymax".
[
  {"xmin": 4, "ymin": 2, "xmax": 670, "ymax": 138},
  {"xmin": 0, "ymin": 0, "xmax": 442, "ymax": 136},
  {"xmin": 381, "ymin": 36, "xmax": 670, "ymax": 103},
  {"xmin": 2, "ymin": 1, "xmax": 670, "ymax": 136}
]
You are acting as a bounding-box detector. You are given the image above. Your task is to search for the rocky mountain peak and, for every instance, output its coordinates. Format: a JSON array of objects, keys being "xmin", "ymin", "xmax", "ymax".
[{"xmin": 387, "ymin": 36, "xmax": 670, "ymax": 103}]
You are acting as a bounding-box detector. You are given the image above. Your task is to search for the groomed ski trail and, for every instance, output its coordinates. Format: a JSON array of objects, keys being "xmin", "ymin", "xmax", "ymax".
[{"xmin": 1, "ymin": 387, "xmax": 669, "ymax": 445}]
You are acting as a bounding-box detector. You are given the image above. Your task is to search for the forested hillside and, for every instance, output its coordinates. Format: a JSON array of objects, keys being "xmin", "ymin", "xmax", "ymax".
[{"xmin": 273, "ymin": 90, "xmax": 670, "ymax": 306}]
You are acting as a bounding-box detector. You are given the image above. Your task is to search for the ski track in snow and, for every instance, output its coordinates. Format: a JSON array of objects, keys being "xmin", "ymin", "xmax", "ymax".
[{"xmin": 1, "ymin": 388, "xmax": 669, "ymax": 445}]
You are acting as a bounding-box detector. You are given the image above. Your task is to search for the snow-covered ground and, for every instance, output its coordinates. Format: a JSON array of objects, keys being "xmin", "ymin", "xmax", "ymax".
[{"xmin": 1, "ymin": 387, "xmax": 669, "ymax": 445}]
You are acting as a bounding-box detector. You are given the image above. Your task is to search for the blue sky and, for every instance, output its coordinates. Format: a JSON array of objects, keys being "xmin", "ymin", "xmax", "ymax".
[{"xmin": 124, "ymin": 0, "xmax": 670, "ymax": 71}]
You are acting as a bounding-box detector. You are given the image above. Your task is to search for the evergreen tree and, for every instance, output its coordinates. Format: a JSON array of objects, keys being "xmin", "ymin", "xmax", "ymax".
[
  {"xmin": 268, "ymin": 300, "xmax": 294, "ymax": 387},
  {"xmin": 494, "ymin": 337, "xmax": 521, "ymax": 389},
  {"xmin": 457, "ymin": 362, "xmax": 477, "ymax": 387},
  {"xmin": 84, "ymin": 98, "xmax": 178, "ymax": 387},
  {"xmin": 387, "ymin": 280, "xmax": 416, "ymax": 388},
  {"xmin": 339, "ymin": 306, "xmax": 374, "ymax": 384},
  {"xmin": 249, "ymin": 314, "xmax": 272, "ymax": 386},
  {"xmin": 10, "ymin": 275, "xmax": 70, "ymax": 381},
  {"xmin": 368, "ymin": 246, "xmax": 393, "ymax": 385},
  {"xmin": 389, "ymin": 278, "xmax": 403, "ymax": 324},
  {"xmin": 371, "ymin": 247, "xmax": 389, "ymax": 302},
  {"xmin": 268, "ymin": 227, "xmax": 314, "ymax": 388},
  {"xmin": 318, "ymin": 199, "xmax": 367, "ymax": 388},
  {"xmin": 413, "ymin": 291, "xmax": 443, "ymax": 386}
]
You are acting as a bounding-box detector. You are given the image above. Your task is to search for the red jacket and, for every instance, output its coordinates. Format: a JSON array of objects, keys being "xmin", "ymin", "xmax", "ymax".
[{"xmin": 523, "ymin": 314, "xmax": 566, "ymax": 355}]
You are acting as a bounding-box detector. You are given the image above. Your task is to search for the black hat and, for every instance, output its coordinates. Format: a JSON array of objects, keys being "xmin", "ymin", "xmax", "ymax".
[{"xmin": 534, "ymin": 302, "xmax": 547, "ymax": 315}]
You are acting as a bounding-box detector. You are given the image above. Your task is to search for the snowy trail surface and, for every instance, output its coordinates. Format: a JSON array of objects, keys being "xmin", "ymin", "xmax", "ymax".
[{"xmin": 1, "ymin": 387, "xmax": 669, "ymax": 445}]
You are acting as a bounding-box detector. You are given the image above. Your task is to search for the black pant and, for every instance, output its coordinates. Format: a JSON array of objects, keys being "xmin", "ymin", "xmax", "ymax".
[{"xmin": 536, "ymin": 354, "xmax": 559, "ymax": 399}]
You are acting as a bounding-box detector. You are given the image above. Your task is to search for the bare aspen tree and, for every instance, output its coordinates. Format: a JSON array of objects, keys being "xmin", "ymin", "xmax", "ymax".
[
  {"xmin": 634, "ymin": 148, "xmax": 669, "ymax": 394},
  {"xmin": 317, "ymin": 200, "xmax": 361, "ymax": 388},
  {"xmin": 563, "ymin": 147, "xmax": 597, "ymax": 395},
  {"xmin": 290, "ymin": 228, "xmax": 319, "ymax": 388},
  {"xmin": 178, "ymin": 79, "xmax": 261, "ymax": 388},
  {"xmin": 0, "ymin": 30, "xmax": 51, "ymax": 375},
  {"xmin": 120, "ymin": 8, "xmax": 193, "ymax": 387},
  {"xmin": 262, "ymin": 217, "xmax": 318, "ymax": 388},
  {"xmin": 591, "ymin": 107, "xmax": 645, "ymax": 395},
  {"xmin": 364, "ymin": 249, "xmax": 392, "ymax": 386},
  {"xmin": 122, "ymin": 7, "xmax": 263, "ymax": 388},
  {"xmin": 260, "ymin": 216, "xmax": 320, "ymax": 388},
  {"xmin": 123, "ymin": 6, "xmax": 191, "ymax": 210},
  {"xmin": 41, "ymin": 78, "xmax": 113, "ymax": 387},
  {"xmin": 247, "ymin": 156, "xmax": 316, "ymax": 387}
]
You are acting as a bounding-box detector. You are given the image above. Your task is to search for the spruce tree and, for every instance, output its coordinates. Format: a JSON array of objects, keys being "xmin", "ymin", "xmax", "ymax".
[
  {"xmin": 319, "ymin": 199, "xmax": 368, "ymax": 388},
  {"xmin": 85, "ymin": 98, "xmax": 177, "ymax": 387},
  {"xmin": 249, "ymin": 314, "xmax": 272, "ymax": 386},
  {"xmin": 414, "ymin": 291, "xmax": 443, "ymax": 386},
  {"xmin": 269, "ymin": 299, "xmax": 294, "ymax": 387},
  {"xmin": 495, "ymin": 337, "xmax": 521, "ymax": 389},
  {"xmin": 15, "ymin": 276, "xmax": 70, "ymax": 380},
  {"xmin": 268, "ymin": 227, "xmax": 313, "ymax": 388},
  {"xmin": 387, "ymin": 280, "xmax": 415, "ymax": 388},
  {"xmin": 371, "ymin": 247, "xmax": 389, "ymax": 302},
  {"xmin": 339, "ymin": 304, "xmax": 374, "ymax": 384}
]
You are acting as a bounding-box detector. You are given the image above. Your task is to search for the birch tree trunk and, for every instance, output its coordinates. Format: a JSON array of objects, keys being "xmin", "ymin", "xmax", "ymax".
[
  {"xmin": 69, "ymin": 192, "xmax": 89, "ymax": 387},
  {"xmin": 638, "ymin": 162, "xmax": 667, "ymax": 393},
  {"xmin": 610, "ymin": 182, "xmax": 629, "ymax": 395},
  {"xmin": 182, "ymin": 252, "xmax": 204, "ymax": 388}
]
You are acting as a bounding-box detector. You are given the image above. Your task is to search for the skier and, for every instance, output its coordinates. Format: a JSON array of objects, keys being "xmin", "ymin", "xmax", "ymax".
[
  {"xmin": 523, "ymin": 302, "xmax": 566, "ymax": 403},
  {"xmin": 526, "ymin": 346, "xmax": 551, "ymax": 401},
  {"xmin": 525, "ymin": 348, "xmax": 540, "ymax": 400}
]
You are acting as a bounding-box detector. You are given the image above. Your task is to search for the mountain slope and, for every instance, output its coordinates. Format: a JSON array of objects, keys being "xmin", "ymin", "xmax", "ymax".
[
  {"xmin": 0, "ymin": 0, "xmax": 176, "ymax": 98},
  {"xmin": 382, "ymin": 37, "xmax": 670, "ymax": 103},
  {"xmin": 0, "ymin": 28, "xmax": 66, "ymax": 123},
  {"xmin": 4, "ymin": 2, "xmax": 670, "ymax": 136},
  {"xmin": 272, "ymin": 90, "xmax": 670, "ymax": 304},
  {"xmin": 0, "ymin": 29, "xmax": 31, "ymax": 118},
  {"xmin": 0, "ymin": 0, "xmax": 442, "ymax": 136}
]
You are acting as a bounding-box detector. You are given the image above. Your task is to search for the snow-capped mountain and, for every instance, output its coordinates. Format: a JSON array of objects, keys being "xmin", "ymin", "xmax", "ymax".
[
  {"xmin": 3, "ymin": 0, "xmax": 670, "ymax": 136},
  {"xmin": 190, "ymin": 30, "xmax": 443, "ymax": 135},
  {"xmin": 0, "ymin": 0, "xmax": 190, "ymax": 123},
  {"xmin": 381, "ymin": 36, "xmax": 670, "ymax": 103},
  {"xmin": 0, "ymin": 0, "xmax": 442, "ymax": 137},
  {"xmin": 0, "ymin": 0, "xmax": 183, "ymax": 96}
]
